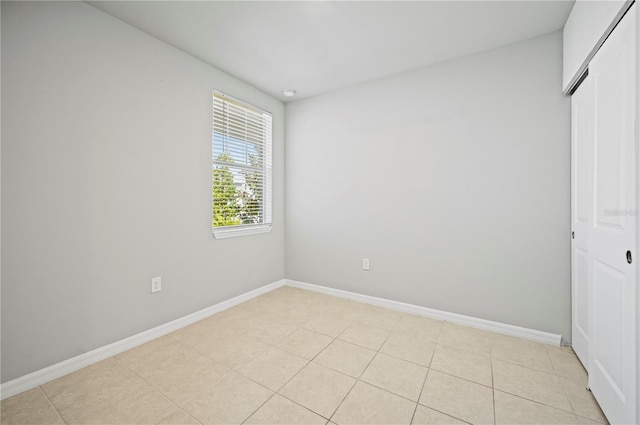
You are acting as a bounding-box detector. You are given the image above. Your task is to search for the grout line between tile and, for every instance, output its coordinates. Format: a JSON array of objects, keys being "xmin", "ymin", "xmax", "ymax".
[
  {"xmin": 239, "ymin": 391, "xmax": 277, "ymax": 425},
  {"xmin": 234, "ymin": 351, "xmax": 310, "ymax": 393},
  {"xmin": 154, "ymin": 406, "xmax": 204, "ymax": 425},
  {"xmin": 410, "ymin": 365, "xmax": 431, "ymax": 424},
  {"xmin": 37, "ymin": 385, "xmax": 68, "ymax": 425},
  {"xmin": 112, "ymin": 354, "xmax": 209, "ymax": 411},
  {"xmin": 326, "ymin": 376, "xmax": 358, "ymax": 424},
  {"xmin": 555, "ymin": 366, "xmax": 579, "ymax": 417},
  {"xmin": 493, "ymin": 388, "xmax": 582, "ymax": 418},
  {"xmin": 238, "ymin": 315, "xmax": 353, "ymax": 421},
  {"xmin": 491, "ymin": 357, "xmax": 576, "ymax": 415},
  {"xmin": 275, "ymin": 321, "xmax": 362, "ymax": 421},
  {"xmin": 412, "ymin": 369, "xmax": 472, "ymax": 425},
  {"xmin": 489, "ymin": 341, "xmax": 496, "ymax": 425},
  {"xmin": 275, "ymin": 391, "xmax": 337, "ymax": 422},
  {"xmin": 423, "ymin": 366, "xmax": 494, "ymax": 390},
  {"xmin": 492, "ymin": 355, "xmax": 577, "ymax": 379},
  {"xmin": 111, "ymin": 356, "xmax": 192, "ymax": 423},
  {"xmin": 326, "ymin": 322, "xmax": 394, "ymax": 423}
]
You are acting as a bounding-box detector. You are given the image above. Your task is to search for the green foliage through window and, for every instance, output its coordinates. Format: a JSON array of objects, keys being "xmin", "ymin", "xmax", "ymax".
[{"xmin": 212, "ymin": 92, "xmax": 272, "ymax": 232}]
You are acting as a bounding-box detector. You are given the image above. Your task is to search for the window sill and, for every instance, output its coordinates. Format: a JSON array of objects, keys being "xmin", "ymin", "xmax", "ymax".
[{"xmin": 213, "ymin": 224, "xmax": 272, "ymax": 239}]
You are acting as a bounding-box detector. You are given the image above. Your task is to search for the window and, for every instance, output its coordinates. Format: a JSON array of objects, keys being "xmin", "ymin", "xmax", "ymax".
[{"xmin": 212, "ymin": 91, "xmax": 272, "ymax": 239}]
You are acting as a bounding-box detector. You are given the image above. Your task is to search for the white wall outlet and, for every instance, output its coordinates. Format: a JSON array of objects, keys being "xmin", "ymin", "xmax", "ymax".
[
  {"xmin": 151, "ymin": 276, "xmax": 162, "ymax": 294},
  {"xmin": 362, "ymin": 258, "xmax": 370, "ymax": 271}
]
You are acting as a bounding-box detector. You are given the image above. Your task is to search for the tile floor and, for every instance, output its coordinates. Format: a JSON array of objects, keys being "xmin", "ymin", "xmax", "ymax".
[{"xmin": 1, "ymin": 287, "xmax": 607, "ymax": 425}]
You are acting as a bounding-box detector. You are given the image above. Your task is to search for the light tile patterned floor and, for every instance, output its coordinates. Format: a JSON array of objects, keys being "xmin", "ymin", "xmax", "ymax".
[{"xmin": 1, "ymin": 287, "xmax": 608, "ymax": 425}]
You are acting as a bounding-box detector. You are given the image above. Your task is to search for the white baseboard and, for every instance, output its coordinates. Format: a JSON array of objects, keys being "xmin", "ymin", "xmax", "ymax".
[
  {"xmin": 2, "ymin": 277, "xmax": 562, "ymax": 400},
  {"xmin": 0, "ymin": 279, "xmax": 286, "ymax": 400},
  {"xmin": 285, "ymin": 279, "xmax": 562, "ymax": 346}
]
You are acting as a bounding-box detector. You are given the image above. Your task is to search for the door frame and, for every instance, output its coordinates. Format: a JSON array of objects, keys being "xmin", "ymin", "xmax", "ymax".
[{"xmin": 635, "ymin": 3, "xmax": 640, "ymax": 422}]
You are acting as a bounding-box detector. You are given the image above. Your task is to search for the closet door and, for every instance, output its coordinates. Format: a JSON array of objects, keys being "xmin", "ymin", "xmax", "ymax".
[
  {"xmin": 588, "ymin": 5, "xmax": 636, "ymax": 424},
  {"xmin": 571, "ymin": 74, "xmax": 594, "ymax": 369}
]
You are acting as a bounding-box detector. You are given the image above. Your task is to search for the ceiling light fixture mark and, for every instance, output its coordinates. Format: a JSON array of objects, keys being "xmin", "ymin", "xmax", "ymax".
[{"xmin": 282, "ymin": 89, "xmax": 297, "ymax": 97}]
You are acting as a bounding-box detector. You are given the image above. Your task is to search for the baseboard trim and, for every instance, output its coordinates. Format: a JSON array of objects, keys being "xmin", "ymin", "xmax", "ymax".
[
  {"xmin": 2, "ymin": 277, "xmax": 562, "ymax": 400},
  {"xmin": 0, "ymin": 279, "xmax": 286, "ymax": 400},
  {"xmin": 285, "ymin": 279, "xmax": 562, "ymax": 346}
]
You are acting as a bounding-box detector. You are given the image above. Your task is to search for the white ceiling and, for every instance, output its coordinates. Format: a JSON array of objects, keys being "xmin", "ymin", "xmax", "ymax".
[{"xmin": 90, "ymin": 1, "xmax": 574, "ymax": 102}]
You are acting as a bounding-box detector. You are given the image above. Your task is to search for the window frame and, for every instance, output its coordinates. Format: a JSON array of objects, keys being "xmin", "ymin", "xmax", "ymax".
[{"xmin": 212, "ymin": 91, "xmax": 273, "ymax": 239}]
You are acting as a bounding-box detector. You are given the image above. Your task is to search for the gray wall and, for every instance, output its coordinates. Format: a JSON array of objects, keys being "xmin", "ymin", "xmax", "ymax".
[
  {"xmin": 1, "ymin": 2, "xmax": 572, "ymax": 384},
  {"xmin": 285, "ymin": 32, "xmax": 571, "ymax": 340},
  {"xmin": 1, "ymin": 1, "xmax": 285, "ymax": 382}
]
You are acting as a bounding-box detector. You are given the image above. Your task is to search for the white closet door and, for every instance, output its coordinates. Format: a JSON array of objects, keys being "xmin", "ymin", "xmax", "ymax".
[
  {"xmin": 571, "ymin": 74, "xmax": 594, "ymax": 369},
  {"xmin": 588, "ymin": 5, "xmax": 636, "ymax": 424}
]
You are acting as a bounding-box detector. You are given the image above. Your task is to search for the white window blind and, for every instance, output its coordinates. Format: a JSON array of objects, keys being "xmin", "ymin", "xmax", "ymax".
[{"xmin": 212, "ymin": 91, "xmax": 272, "ymax": 238}]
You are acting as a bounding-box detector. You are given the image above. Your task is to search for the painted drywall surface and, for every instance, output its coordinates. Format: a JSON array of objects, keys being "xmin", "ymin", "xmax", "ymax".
[
  {"xmin": 285, "ymin": 32, "xmax": 571, "ymax": 340},
  {"xmin": 562, "ymin": 0, "xmax": 629, "ymax": 91},
  {"xmin": 1, "ymin": 1, "xmax": 284, "ymax": 382}
]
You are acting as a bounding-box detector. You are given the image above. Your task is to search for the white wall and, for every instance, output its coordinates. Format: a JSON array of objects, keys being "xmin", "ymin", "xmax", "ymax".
[
  {"xmin": 285, "ymin": 32, "xmax": 571, "ymax": 340},
  {"xmin": 562, "ymin": 0, "xmax": 631, "ymax": 92},
  {"xmin": 1, "ymin": 1, "xmax": 284, "ymax": 382}
]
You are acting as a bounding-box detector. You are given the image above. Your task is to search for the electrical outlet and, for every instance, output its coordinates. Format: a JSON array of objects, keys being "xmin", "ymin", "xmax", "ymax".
[
  {"xmin": 151, "ymin": 276, "xmax": 162, "ymax": 293},
  {"xmin": 362, "ymin": 258, "xmax": 370, "ymax": 271}
]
